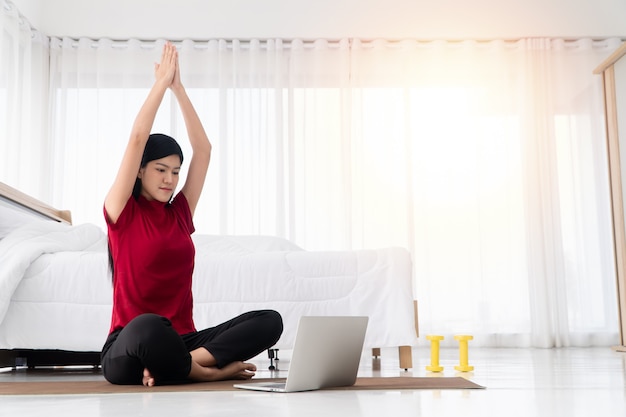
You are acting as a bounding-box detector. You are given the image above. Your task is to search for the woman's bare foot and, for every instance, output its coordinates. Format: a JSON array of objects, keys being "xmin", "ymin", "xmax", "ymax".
[
  {"xmin": 143, "ymin": 368, "xmax": 156, "ymax": 387},
  {"xmin": 188, "ymin": 360, "xmax": 257, "ymax": 382}
]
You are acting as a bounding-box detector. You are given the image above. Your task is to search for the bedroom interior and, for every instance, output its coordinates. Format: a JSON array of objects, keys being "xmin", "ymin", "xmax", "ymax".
[{"xmin": 1, "ymin": 0, "xmax": 626, "ymax": 416}]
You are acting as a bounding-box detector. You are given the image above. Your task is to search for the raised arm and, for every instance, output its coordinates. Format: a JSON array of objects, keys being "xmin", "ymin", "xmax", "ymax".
[
  {"xmin": 104, "ymin": 42, "xmax": 178, "ymax": 224},
  {"xmin": 171, "ymin": 53, "xmax": 212, "ymax": 216}
]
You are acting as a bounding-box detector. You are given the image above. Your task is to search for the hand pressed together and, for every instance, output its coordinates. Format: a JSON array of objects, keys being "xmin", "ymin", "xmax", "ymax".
[{"xmin": 154, "ymin": 41, "xmax": 178, "ymax": 86}]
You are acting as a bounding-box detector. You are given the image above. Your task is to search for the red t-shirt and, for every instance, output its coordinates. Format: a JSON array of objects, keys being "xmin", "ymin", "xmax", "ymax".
[{"xmin": 105, "ymin": 192, "xmax": 197, "ymax": 335}]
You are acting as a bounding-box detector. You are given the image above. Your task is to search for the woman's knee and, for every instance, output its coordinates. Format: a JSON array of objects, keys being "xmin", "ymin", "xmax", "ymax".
[
  {"xmin": 127, "ymin": 313, "xmax": 170, "ymax": 330},
  {"xmin": 112, "ymin": 314, "xmax": 190, "ymax": 383},
  {"xmin": 262, "ymin": 310, "xmax": 284, "ymax": 342},
  {"xmin": 123, "ymin": 314, "xmax": 174, "ymax": 345}
]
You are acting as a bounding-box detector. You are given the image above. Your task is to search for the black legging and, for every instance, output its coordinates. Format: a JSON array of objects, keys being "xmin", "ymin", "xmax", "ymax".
[{"xmin": 101, "ymin": 310, "xmax": 283, "ymax": 385}]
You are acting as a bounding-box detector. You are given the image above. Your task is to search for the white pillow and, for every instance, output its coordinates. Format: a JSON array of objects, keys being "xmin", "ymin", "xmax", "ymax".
[{"xmin": 0, "ymin": 202, "xmax": 42, "ymax": 239}]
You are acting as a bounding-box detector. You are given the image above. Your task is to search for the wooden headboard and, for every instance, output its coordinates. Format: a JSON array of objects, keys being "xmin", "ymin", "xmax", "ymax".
[{"xmin": 0, "ymin": 182, "xmax": 72, "ymax": 224}]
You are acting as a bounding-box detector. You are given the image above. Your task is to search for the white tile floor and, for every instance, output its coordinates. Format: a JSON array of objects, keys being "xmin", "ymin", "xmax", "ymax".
[{"xmin": 1, "ymin": 347, "xmax": 625, "ymax": 417}]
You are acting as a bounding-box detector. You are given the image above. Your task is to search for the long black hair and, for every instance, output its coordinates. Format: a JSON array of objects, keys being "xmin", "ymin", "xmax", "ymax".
[{"xmin": 107, "ymin": 133, "xmax": 184, "ymax": 279}]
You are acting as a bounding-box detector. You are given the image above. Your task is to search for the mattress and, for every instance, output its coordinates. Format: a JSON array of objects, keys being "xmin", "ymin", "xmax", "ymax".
[{"xmin": 0, "ymin": 223, "xmax": 417, "ymax": 352}]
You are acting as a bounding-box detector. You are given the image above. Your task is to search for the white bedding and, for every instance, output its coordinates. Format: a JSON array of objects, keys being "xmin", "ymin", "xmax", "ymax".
[{"xmin": 0, "ymin": 222, "xmax": 417, "ymax": 352}]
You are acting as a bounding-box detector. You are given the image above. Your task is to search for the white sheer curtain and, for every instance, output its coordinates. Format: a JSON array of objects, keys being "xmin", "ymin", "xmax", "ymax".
[
  {"xmin": 0, "ymin": 1, "xmax": 621, "ymax": 347},
  {"xmin": 0, "ymin": 0, "xmax": 49, "ymax": 199},
  {"xmin": 346, "ymin": 38, "xmax": 620, "ymax": 347}
]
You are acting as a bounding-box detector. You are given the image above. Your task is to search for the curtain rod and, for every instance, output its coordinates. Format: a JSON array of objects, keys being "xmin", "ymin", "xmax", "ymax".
[
  {"xmin": 54, "ymin": 36, "xmax": 624, "ymax": 44},
  {"xmin": 51, "ymin": 37, "xmax": 625, "ymax": 51}
]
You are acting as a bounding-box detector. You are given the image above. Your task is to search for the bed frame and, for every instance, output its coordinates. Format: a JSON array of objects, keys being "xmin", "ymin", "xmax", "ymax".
[{"xmin": 0, "ymin": 182, "xmax": 72, "ymax": 224}]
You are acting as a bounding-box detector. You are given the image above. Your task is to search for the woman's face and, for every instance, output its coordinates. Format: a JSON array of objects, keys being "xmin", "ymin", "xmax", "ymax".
[{"xmin": 138, "ymin": 154, "xmax": 182, "ymax": 202}]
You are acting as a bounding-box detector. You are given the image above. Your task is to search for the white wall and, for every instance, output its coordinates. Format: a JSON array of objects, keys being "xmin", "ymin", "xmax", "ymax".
[{"xmin": 11, "ymin": 0, "xmax": 626, "ymax": 40}]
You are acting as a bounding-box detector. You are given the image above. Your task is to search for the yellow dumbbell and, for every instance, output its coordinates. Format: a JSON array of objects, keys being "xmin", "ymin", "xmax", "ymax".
[
  {"xmin": 454, "ymin": 335, "xmax": 474, "ymax": 372},
  {"xmin": 426, "ymin": 335, "xmax": 444, "ymax": 372}
]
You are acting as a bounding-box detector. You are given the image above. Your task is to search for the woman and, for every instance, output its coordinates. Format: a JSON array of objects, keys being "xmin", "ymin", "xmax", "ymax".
[{"xmin": 101, "ymin": 42, "xmax": 283, "ymax": 386}]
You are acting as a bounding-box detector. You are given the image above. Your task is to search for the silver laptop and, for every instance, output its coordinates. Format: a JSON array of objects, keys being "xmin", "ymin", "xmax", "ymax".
[{"xmin": 234, "ymin": 316, "xmax": 368, "ymax": 393}]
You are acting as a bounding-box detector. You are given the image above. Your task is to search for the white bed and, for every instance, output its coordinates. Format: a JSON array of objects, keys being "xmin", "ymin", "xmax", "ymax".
[{"xmin": 0, "ymin": 182, "xmax": 419, "ymax": 369}]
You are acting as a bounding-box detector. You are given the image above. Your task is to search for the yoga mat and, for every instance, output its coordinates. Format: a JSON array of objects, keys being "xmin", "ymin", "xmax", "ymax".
[{"xmin": 0, "ymin": 377, "xmax": 484, "ymax": 395}]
